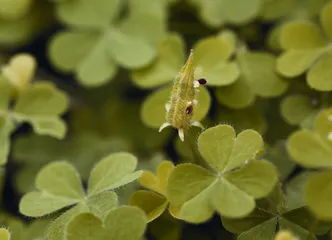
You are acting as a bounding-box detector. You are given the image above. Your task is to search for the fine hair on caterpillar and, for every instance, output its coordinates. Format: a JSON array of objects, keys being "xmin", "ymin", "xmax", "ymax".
[{"xmin": 159, "ymin": 49, "xmax": 207, "ymax": 141}]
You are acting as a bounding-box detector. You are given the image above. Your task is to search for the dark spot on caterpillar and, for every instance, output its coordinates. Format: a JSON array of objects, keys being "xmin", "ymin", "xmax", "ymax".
[
  {"xmin": 198, "ymin": 78, "xmax": 207, "ymax": 85},
  {"xmin": 186, "ymin": 105, "xmax": 193, "ymax": 114}
]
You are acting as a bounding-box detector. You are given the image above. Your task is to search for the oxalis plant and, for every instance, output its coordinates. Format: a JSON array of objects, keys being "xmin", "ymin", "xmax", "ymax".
[
  {"xmin": 3, "ymin": 1, "xmax": 332, "ymax": 240},
  {"xmin": 13, "ymin": 50, "xmax": 317, "ymax": 240}
]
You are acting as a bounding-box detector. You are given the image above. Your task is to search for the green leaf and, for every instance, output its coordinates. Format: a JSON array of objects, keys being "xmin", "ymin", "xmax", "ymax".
[
  {"xmin": 13, "ymin": 82, "xmax": 69, "ymax": 139},
  {"xmin": 305, "ymin": 171, "xmax": 332, "ymax": 220},
  {"xmin": 238, "ymin": 217, "xmax": 277, "ymax": 240},
  {"xmin": 107, "ymin": 28, "xmax": 156, "ymax": 69},
  {"xmin": 193, "ymin": 36, "xmax": 239, "ymax": 86},
  {"xmin": 119, "ymin": 0, "xmax": 166, "ymax": 45},
  {"xmin": 0, "ymin": 1, "xmax": 53, "ymax": 48},
  {"xmin": 197, "ymin": 0, "xmax": 262, "ymax": 27},
  {"xmin": 0, "ymin": 77, "xmax": 13, "ymax": 112},
  {"xmin": 264, "ymin": 142, "xmax": 296, "ymax": 181},
  {"xmin": 47, "ymin": 204, "xmax": 89, "ymax": 240},
  {"xmin": 286, "ymin": 172, "xmax": 310, "ymax": 210},
  {"xmin": 212, "ymin": 178, "xmax": 255, "ymax": 218},
  {"xmin": 224, "ymin": 160, "xmax": 278, "ymax": 199},
  {"xmin": 280, "ymin": 94, "xmax": 316, "ymax": 125},
  {"xmin": 280, "ymin": 21, "xmax": 327, "ymax": 49},
  {"xmin": 166, "ymin": 164, "xmax": 217, "ymax": 207},
  {"xmin": 48, "ymin": 31, "xmax": 99, "ymax": 73},
  {"xmin": 19, "ymin": 191, "xmax": 79, "ymax": 217},
  {"xmin": 56, "ymin": 0, "xmax": 122, "ymax": 28},
  {"xmin": 217, "ymin": 107, "xmax": 267, "ymax": 134},
  {"xmin": 222, "ymin": 208, "xmax": 274, "ymax": 234},
  {"xmin": 77, "ymin": 34, "xmax": 118, "ymax": 87},
  {"xmin": 198, "ymin": 124, "xmax": 264, "ymax": 172},
  {"xmin": 140, "ymin": 85, "xmax": 211, "ymax": 128},
  {"xmin": 129, "ymin": 190, "xmax": 168, "ymax": 222},
  {"xmin": 35, "ymin": 161, "xmax": 85, "ymax": 199},
  {"xmin": 279, "ymin": 217, "xmax": 316, "ymax": 240},
  {"xmin": 216, "ymin": 76, "xmax": 255, "ymax": 109},
  {"xmin": 321, "ymin": 1, "xmax": 332, "ymax": 41},
  {"xmin": 287, "ymin": 110, "xmax": 332, "ymax": 169},
  {"xmin": 85, "ymin": 191, "xmax": 119, "ymax": 221},
  {"xmin": 66, "ymin": 206, "xmax": 147, "ymax": 240},
  {"xmin": 88, "ymin": 152, "xmax": 142, "ymax": 196},
  {"xmin": 19, "ymin": 161, "xmax": 85, "ymax": 217},
  {"xmin": 0, "ymin": 117, "xmax": 14, "ymax": 165},
  {"xmin": 0, "ymin": 0, "xmax": 32, "ymax": 20},
  {"xmin": 276, "ymin": 49, "xmax": 322, "ymax": 78},
  {"xmin": 131, "ymin": 34, "xmax": 185, "ymax": 88},
  {"xmin": 307, "ymin": 51, "xmax": 332, "ymax": 91},
  {"xmin": 237, "ymin": 51, "xmax": 289, "ymax": 98},
  {"xmin": 282, "ymin": 207, "xmax": 332, "ymax": 236},
  {"xmin": 0, "ymin": 228, "xmax": 10, "ymax": 240}
]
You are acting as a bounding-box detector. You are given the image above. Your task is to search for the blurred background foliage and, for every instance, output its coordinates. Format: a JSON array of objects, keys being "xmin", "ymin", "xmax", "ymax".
[{"xmin": 1, "ymin": 0, "xmax": 332, "ymax": 239}]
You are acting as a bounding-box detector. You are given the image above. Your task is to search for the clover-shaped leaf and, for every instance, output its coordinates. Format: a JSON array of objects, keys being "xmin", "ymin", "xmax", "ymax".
[
  {"xmin": 1, "ymin": 53, "xmax": 36, "ymax": 92},
  {"xmin": 277, "ymin": 2, "xmax": 332, "ymax": 91},
  {"xmin": 191, "ymin": 0, "xmax": 262, "ymax": 27},
  {"xmin": 19, "ymin": 152, "xmax": 142, "ymax": 217},
  {"xmin": 222, "ymin": 184, "xmax": 332, "ymax": 240},
  {"xmin": 193, "ymin": 36, "xmax": 240, "ymax": 86},
  {"xmin": 281, "ymin": 94, "xmax": 320, "ymax": 128},
  {"xmin": 166, "ymin": 124, "xmax": 278, "ymax": 223},
  {"xmin": 47, "ymin": 191, "xmax": 119, "ymax": 240},
  {"xmin": 88, "ymin": 152, "xmax": 143, "ymax": 196},
  {"xmin": 130, "ymin": 161, "xmax": 178, "ymax": 222},
  {"xmin": 49, "ymin": 0, "xmax": 166, "ymax": 87},
  {"xmin": 0, "ymin": 1, "xmax": 53, "ymax": 48},
  {"xmin": 66, "ymin": 206, "xmax": 147, "ymax": 240},
  {"xmin": 12, "ymin": 82, "xmax": 69, "ymax": 139},
  {"xmin": 4, "ymin": 217, "xmax": 49, "ymax": 240},
  {"xmin": 217, "ymin": 51, "xmax": 288, "ymax": 109},
  {"xmin": 288, "ymin": 108, "xmax": 332, "ymax": 219},
  {"xmin": 0, "ymin": 54, "xmax": 69, "ymax": 141},
  {"xmin": 141, "ymin": 85, "xmax": 211, "ymax": 129},
  {"xmin": 131, "ymin": 34, "xmax": 185, "ymax": 88},
  {"xmin": 288, "ymin": 108, "xmax": 332, "ymax": 168}
]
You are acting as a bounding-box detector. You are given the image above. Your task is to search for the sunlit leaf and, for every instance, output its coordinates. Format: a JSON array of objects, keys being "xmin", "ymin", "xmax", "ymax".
[
  {"xmin": 129, "ymin": 190, "xmax": 168, "ymax": 222},
  {"xmin": 305, "ymin": 171, "xmax": 332, "ymax": 220},
  {"xmin": 56, "ymin": 0, "xmax": 122, "ymax": 28},
  {"xmin": 13, "ymin": 82, "xmax": 69, "ymax": 139},
  {"xmin": 131, "ymin": 34, "xmax": 185, "ymax": 88},
  {"xmin": 193, "ymin": 36, "xmax": 239, "ymax": 86},
  {"xmin": 279, "ymin": 21, "xmax": 327, "ymax": 49},
  {"xmin": 320, "ymin": 1, "xmax": 332, "ymax": 41},
  {"xmin": 307, "ymin": 51, "xmax": 332, "ymax": 91},
  {"xmin": 88, "ymin": 152, "xmax": 142, "ymax": 196},
  {"xmin": 198, "ymin": 125, "xmax": 264, "ymax": 172},
  {"xmin": 66, "ymin": 206, "xmax": 147, "ymax": 240},
  {"xmin": 0, "ymin": 228, "xmax": 10, "ymax": 240}
]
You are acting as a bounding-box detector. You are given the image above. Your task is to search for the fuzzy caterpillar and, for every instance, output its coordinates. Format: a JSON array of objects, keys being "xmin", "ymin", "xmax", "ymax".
[{"xmin": 159, "ymin": 49, "xmax": 206, "ymax": 141}]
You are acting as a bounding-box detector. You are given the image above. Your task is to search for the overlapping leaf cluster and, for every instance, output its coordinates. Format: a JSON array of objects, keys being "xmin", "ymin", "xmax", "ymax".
[
  {"xmin": 0, "ymin": 54, "xmax": 69, "ymax": 165},
  {"xmin": 18, "ymin": 152, "xmax": 147, "ymax": 240}
]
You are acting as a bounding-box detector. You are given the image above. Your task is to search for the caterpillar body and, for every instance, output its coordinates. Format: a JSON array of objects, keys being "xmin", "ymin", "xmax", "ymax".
[{"xmin": 159, "ymin": 49, "xmax": 206, "ymax": 141}]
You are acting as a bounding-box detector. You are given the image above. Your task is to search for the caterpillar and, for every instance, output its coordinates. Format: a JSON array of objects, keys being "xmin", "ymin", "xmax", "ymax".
[{"xmin": 159, "ymin": 49, "xmax": 206, "ymax": 141}]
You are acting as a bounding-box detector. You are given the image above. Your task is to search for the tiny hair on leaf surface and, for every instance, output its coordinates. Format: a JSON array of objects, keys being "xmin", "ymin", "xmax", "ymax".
[
  {"xmin": 166, "ymin": 124, "xmax": 278, "ymax": 223},
  {"xmin": 19, "ymin": 151, "xmax": 142, "ymax": 237}
]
